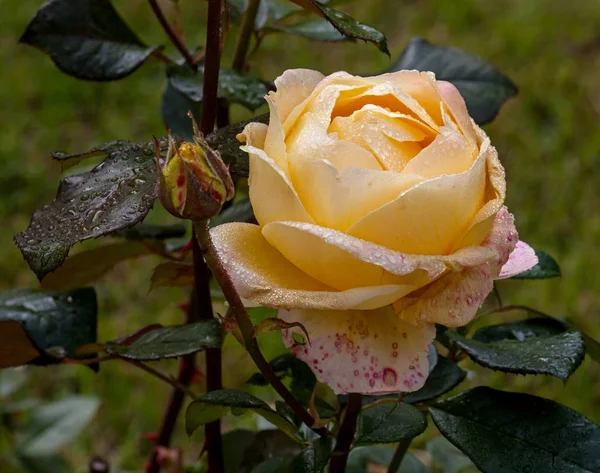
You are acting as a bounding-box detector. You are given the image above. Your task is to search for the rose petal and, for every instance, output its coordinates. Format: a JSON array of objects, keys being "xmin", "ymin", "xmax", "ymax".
[
  {"xmin": 210, "ymin": 223, "xmax": 416, "ymax": 311},
  {"xmin": 348, "ymin": 139, "xmax": 489, "ymax": 255},
  {"xmin": 436, "ymin": 80, "xmax": 478, "ymax": 150},
  {"xmin": 263, "ymin": 96, "xmax": 288, "ymax": 174},
  {"xmin": 237, "ymin": 122, "xmax": 267, "ymax": 149},
  {"xmin": 496, "ymin": 240, "xmax": 539, "ymax": 279},
  {"xmin": 242, "ymin": 145, "xmax": 314, "ymax": 226},
  {"xmin": 270, "ymin": 69, "xmax": 325, "ymax": 122},
  {"xmin": 279, "ymin": 306, "xmax": 436, "ymax": 394}
]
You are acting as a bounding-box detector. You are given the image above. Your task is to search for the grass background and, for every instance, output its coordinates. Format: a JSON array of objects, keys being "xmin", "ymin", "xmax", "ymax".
[{"xmin": 1, "ymin": 0, "xmax": 600, "ymax": 470}]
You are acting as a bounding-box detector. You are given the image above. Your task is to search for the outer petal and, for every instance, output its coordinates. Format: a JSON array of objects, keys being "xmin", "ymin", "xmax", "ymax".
[
  {"xmin": 496, "ymin": 241, "xmax": 538, "ymax": 279},
  {"xmin": 210, "ymin": 223, "xmax": 416, "ymax": 311},
  {"xmin": 237, "ymin": 122, "xmax": 267, "ymax": 149},
  {"xmin": 394, "ymin": 207, "xmax": 517, "ymax": 327},
  {"xmin": 270, "ymin": 69, "xmax": 325, "ymax": 122},
  {"xmin": 279, "ymin": 306, "xmax": 436, "ymax": 394},
  {"xmin": 436, "ymin": 80, "xmax": 478, "ymax": 151},
  {"xmin": 348, "ymin": 139, "xmax": 490, "ymax": 255},
  {"xmin": 244, "ymin": 145, "xmax": 314, "ymax": 225}
]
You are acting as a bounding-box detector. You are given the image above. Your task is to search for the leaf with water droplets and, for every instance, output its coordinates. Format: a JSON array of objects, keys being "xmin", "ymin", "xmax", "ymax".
[
  {"xmin": 510, "ymin": 249, "xmax": 560, "ymax": 279},
  {"xmin": 446, "ymin": 321, "xmax": 585, "ymax": 382},
  {"xmin": 15, "ymin": 139, "xmax": 171, "ymax": 280},
  {"xmin": 404, "ymin": 356, "xmax": 466, "ymax": 404},
  {"xmin": 430, "ymin": 387, "xmax": 600, "ymax": 473},
  {"xmin": 0, "ymin": 288, "xmax": 97, "ymax": 367},
  {"xmin": 356, "ymin": 401, "xmax": 427, "ymax": 446}
]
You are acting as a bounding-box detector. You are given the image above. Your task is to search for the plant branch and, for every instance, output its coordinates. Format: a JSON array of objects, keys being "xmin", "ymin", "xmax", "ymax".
[
  {"xmin": 123, "ymin": 359, "xmax": 197, "ymax": 400},
  {"xmin": 387, "ymin": 438, "xmax": 412, "ymax": 473},
  {"xmin": 231, "ymin": 0, "xmax": 261, "ymax": 71},
  {"xmin": 149, "ymin": 0, "xmax": 197, "ymax": 67},
  {"xmin": 195, "ymin": 221, "xmax": 327, "ymax": 436},
  {"xmin": 329, "ymin": 393, "xmax": 362, "ymax": 473}
]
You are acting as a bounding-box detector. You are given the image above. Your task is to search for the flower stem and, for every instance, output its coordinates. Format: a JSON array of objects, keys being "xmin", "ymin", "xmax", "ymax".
[
  {"xmin": 148, "ymin": 0, "xmax": 197, "ymax": 67},
  {"xmin": 231, "ymin": 0, "xmax": 261, "ymax": 71},
  {"xmin": 387, "ymin": 438, "xmax": 412, "ymax": 473},
  {"xmin": 195, "ymin": 221, "xmax": 327, "ymax": 436},
  {"xmin": 329, "ymin": 393, "xmax": 362, "ymax": 473}
]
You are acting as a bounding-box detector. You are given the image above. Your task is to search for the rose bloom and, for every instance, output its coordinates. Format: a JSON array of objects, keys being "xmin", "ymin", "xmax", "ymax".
[{"xmin": 211, "ymin": 69, "xmax": 537, "ymax": 394}]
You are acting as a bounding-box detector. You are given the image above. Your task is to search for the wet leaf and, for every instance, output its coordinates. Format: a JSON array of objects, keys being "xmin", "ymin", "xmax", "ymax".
[
  {"xmin": 391, "ymin": 37, "xmax": 517, "ymax": 125},
  {"xmin": 404, "ymin": 356, "xmax": 466, "ymax": 404},
  {"xmin": 241, "ymin": 429, "xmax": 301, "ymax": 473},
  {"xmin": 510, "ymin": 249, "xmax": 560, "ymax": 279},
  {"xmin": 0, "ymin": 288, "xmax": 97, "ymax": 366},
  {"xmin": 15, "ymin": 139, "xmax": 170, "ymax": 279},
  {"xmin": 211, "ymin": 199, "xmax": 255, "ymax": 227},
  {"xmin": 104, "ymin": 320, "xmax": 221, "ymax": 360},
  {"xmin": 161, "ymin": 79, "xmax": 203, "ymax": 141},
  {"xmin": 289, "ymin": 436, "xmax": 333, "ymax": 473},
  {"xmin": 20, "ymin": 0, "xmax": 160, "ymax": 81},
  {"xmin": 430, "ymin": 387, "xmax": 600, "ymax": 473},
  {"xmin": 447, "ymin": 324, "xmax": 585, "ymax": 382},
  {"xmin": 186, "ymin": 389, "xmax": 299, "ymax": 440},
  {"xmin": 356, "ymin": 402, "xmax": 427, "ymax": 446},
  {"xmin": 427, "ymin": 437, "xmax": 475, "ymax": 473},
  {"xmin": 266, "ymin": 20, "xmax": 346, "ymax": 42},
  {"xmin": 347, "ymin": 447, "xmax": 430, "ymax": 473}
]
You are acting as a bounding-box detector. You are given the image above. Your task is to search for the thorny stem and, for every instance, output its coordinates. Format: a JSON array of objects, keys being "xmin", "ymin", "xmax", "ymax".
[
  {"xmin": 195, "ymin": 221, "xmax": 327, "ymax": 436},
  {"xmin": 148, "ymin": 0, "xmax": 197, "ymax": 67},
  {"xmin": 329, "ymin": 393, "xmax": 362, "ymax": 473},
  {"xmin": 387, "ymin": 438, "xmax": 412, "ymax": 473},
  {"xmin": 231, "ymin": 0, "xmax": 261, "ymax": 71}
]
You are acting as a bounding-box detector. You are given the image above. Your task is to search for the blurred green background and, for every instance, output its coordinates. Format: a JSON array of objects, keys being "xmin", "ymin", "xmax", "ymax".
[{"xmin": 1, "ymin": 0, "xmax": 600, "ymax": 470}]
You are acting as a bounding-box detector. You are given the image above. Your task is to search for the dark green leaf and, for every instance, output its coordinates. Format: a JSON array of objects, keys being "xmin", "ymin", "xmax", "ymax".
[
  {"xmin": 41, "ymin": 242, "xmax": 154, "ymax": 290},
  {"xmin": 161, "ymin": 80, "xmax": 202, "ymax": 141},
  {"xmin": 206, "ymin": 114, "xmax": 269, "ymax": 178},
  {"xmin": 391, "ymin": 37, "xmax": 517, "ymax": 125},
  {"xmin": 266, "ymin": 20, "xmax": 346, "ymax": 42},
  {"xmin": 18, "ymin": 396, "xmax": 100, "ymax": 455},
  {"xmin": 290, "ymin": 0, "xmax": 388, "ymax": 55},
  {"xmin": 473, "ymin": 317, "xmax": 566, "ymax": 343},
  {"xmin": 347, "ymin": 447, "xmax": 430, "ymax": 473},
  {"xmin": 430, "ymin": 387, "xmax": 600, "ymax": 473},
  {"xmin": 19, "ymin": 0, "xmax": 160, "ymax": 81},
  {"xmin": 241, "ymin": 430, "xmax": 301, "ymax": 473},
  {"xmin": 447, "ymin": 324, "xmax": 585, "ymax": 382},
  {"xmin": 426, "ymin": 438, "xmax": 475, "ymax": 473},
  {"xmin": 104, "ymin": 320, "xmax": 221, "ymax": 360},
  {"xmin": 221, "ymin": 429, "xmax": 256, "ymax": 473},
  {"xmin": 150, "ymin": 261, "xmax": 194, "ymax": 290},
  {"xmin": 15, "ymin": 139, "xmax": 168, "ymax": 279},
  {"xmin": 251, "ymin": 456, "xmax": 293, "ymax": 473},
  {"xmin": 51, "ymin": 140, "xmax": 132, "ymax": 171},
  {"xmin": 211, "ymin": 199, "xmax": 255, "ymax": 227},
  {"xmin": 168, "ymin": 65, "xmax": 268, "ymax": 111},
  {"xmin": 510, "ymin": 250, "xmax": 560, "ymax": 279},
  {"xmin": 356, "ymin": 402, "xmax": 427, "ymax": 446},
  {"xmin": 404, "ymin": 356, "xmax": 466, "ymax": 404},
  {"xmin": 115, "ymin": 223, "xmax": 186, "ymax": 240},
  {"xmin": 0, "ymin": 288, "xmax": 97, "ymax": 365},
  {"xmin": 289, "ymin": 436, "xmax": 333, "ymax": 473},
  {"xmin": 186, "ymin": 389, "xmax": 299, "ymax": 440}
]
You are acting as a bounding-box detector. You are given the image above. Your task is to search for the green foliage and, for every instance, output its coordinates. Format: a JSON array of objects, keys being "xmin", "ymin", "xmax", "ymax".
[
  {"xmin": 266, "ymin": 20, "xmax": 346, "ymax": 42},
  {"xmin": 430, "ymin": 387, "xmax": 600, "ymax": 473},
  {"xmin": 446, "ymin": 320, "xmax": 585, "ymax": 382},
  {"xmin": 356, "ymin": 402, "xmax": 427, "ymax": 446},
  {"xmin": 210, "ymin": 199, "xmax": 256, "ymax": 227},
  {"xmin": 114, "ymin": 223, "xmax": 187, "ymax": 240},
  {"xmin": 0, "ymin": 288, "xmax": 97, "ymax": 367},
  {"xmin": 426, "ymin": 438, "xmax": 475, "ymax": 473},
  {"xmin": 162, "ymin": 80, "xmax": 203, "ymax": 141},
  {"xmin": 511, "ymin": 249, "xmax": 561, "ymax": 279},
  {"xmin": 391, "ymin": 37, "xmax": 517, "ymax": 125},
  {"xmin": 19, "ymin": 0, "xmax": 160, "ymax": 81},
  {"xmin": 15, "ymin": 139, "xmax": 172, "ymax": 279},
  {"xmin": 103, "ymin": 320, "xmax": 222, "ymax": 360},
  {"xmin": 288, "ymin": 437, "xmax": 333, "ymax": 473},
  {"xmin": 404, "ymin": 356, "xmax": 466, "ymax": 404},
  {"xmin": 347, "ymin": 446, "xmax": 430, "ymax": 473}
]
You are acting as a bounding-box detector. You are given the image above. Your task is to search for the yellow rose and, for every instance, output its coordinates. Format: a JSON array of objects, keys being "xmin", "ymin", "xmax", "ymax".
[{"xmin": 210, "ymin": 69, "xmax": 537, "ymax": 394}]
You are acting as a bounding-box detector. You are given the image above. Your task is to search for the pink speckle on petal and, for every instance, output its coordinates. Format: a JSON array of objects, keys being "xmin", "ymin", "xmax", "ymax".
[
  {"xmin": 369, "ymin": 379, "xmax": 375, "ymax": 387},
  {"xmin": 393, "ymin": 351, "xmax": 398, "ymax": 357},
  {"xmin": 354, "ymin": 370, "xmax": 359, "ymax": 376},
  {"xmin": 383, "ymin": 368, "xmax": 397, "ymax": 386},
  {"xmin": 392, "ymin": 342, "xmax": 398, "ymax": 349},
  {"xmin": 402, "ymin": 333, "xmax": 407, "ymax": 339}
]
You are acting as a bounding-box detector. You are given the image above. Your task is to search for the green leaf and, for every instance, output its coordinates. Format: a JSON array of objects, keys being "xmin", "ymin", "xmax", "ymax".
[
  {"xmin": 168, "ymin": 65, "xmax": 268, "ymax": 111},
  {"xmin": 356, "ymin": 402, "xmax": 427, "ymax": 446},
  {"xmin": 430, "ymin": 387, "xmax": 600, "ymax": 473},
  {"xmin": 446, "ymin": 323, "xmax": 585, "ymax": 382},
  {"xmin": 18, "ymin": 396, "xmax": 100, "ymax": 456},
  {"xmin": 221, "ymin": 429, "xmax": 256, "ymax": 473},
  {"xmin": 15, "ymin": 139, "xmax": 168, "ymax": 279},
  {"xmin": 51, "ymin": 140, "xmax": 133, "ymax": 171},
  {"xmin": 472, "ymin": 317, "xmax": 566, "ymax": 343},
  {"xmin": 0, "ymin": 288, "xmax": 97, "ymax": 366},
  {"xmin": 404, "ymin": 356, "xmax": 466, "ymax": 404},
  {"xmin": 185, "ymin": 389, "xmax": 299, "ymax": 440},
  {"xmin": 241, "ymin": 429, "xmax": 301, "ymax": 473},
  {"xmin": 19, "ymin": 0, "xmax": 160, "ymax": 81},
  {"xmin": 251, "ymin": 457, "xmax": 293, "ymax": 473},
  {"xmin": 41, "ymin": 242, "xmax": 154, "ymax": 290},
  {"xmin": 266, "ymin": 20, "xmax": 346, "ymax": 42},
  {"xmin": 161, "ymin": 80, "xmax": 203, "ymax": 141},
  {"xmin": 115, "ymin": 223, "xmax": 187, "ymax": 240},
  {"xmin": 150, "ymin": 261, "xmax": 194, "ymax": 290},
  {"xmin": 289, "ymin": 436, "xmax": 333, "ymax": 473},
  {"xmin": 510, "ymin": 249, "xmax": 560, "ymax": 279},
  {"xmin": 290, "ymin": 0, "xmax": 388, "ymax": 55},
  {"xmin": 0, "ymin": 368, "xmax": 30, "ymax": 398},
  {"xmin": 17, "ymin": 455, "xmax": 73, "ymax": 473},
  {"xmin": 211, "ymin": 199, "xmax": 256, "ymax": 227},
  {"xmin": 347, "ymin": 447, "xmax": 430, "ymax": 473},
  {"xmin": 391, "ymin": 37, "xmax": 517, "ymax": 125},
  {"xmin": 426, "ymin": 438, "xmax": 475, "ymax": 473},
  {"xmin": 103, "ymin": 320, "xmax": 222, "ymax": 360},
  {"xmin": 206, "ymin": 114, "xmax": 269, "ymax": 178}
]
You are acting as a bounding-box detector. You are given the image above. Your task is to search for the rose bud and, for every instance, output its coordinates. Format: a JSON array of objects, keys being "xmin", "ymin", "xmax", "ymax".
[
  {"xmin": 210, "ymin": 69, "xmax": 538, "ymax": 395},
  {"xmin": 156, "ymin": 130, "xmax": 234, "ymax": 221}
]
